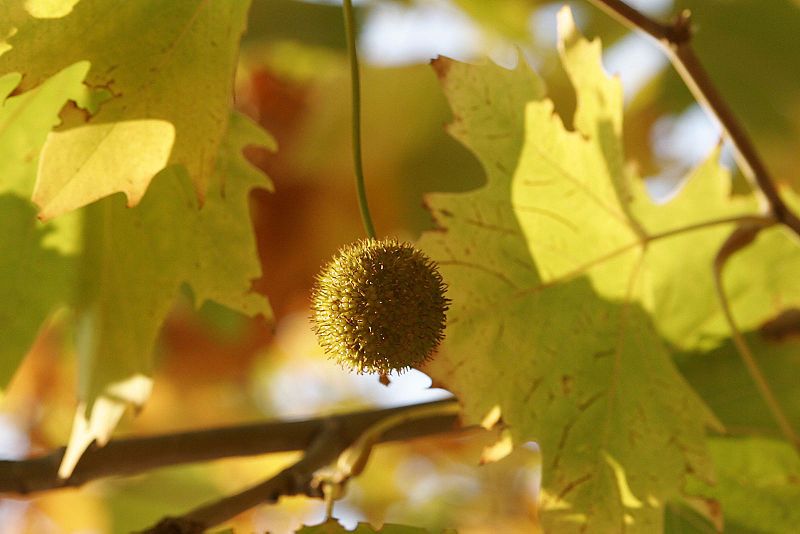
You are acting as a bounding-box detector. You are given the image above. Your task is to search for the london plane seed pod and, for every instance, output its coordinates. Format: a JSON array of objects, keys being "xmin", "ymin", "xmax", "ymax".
[{"xmin": 311, "ymin": 238, "xmax": 449, "ymax": 374}]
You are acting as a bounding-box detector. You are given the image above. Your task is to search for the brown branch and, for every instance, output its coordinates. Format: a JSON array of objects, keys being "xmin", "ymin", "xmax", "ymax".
[
  {"xmin": 140, "ymin": 401, "xmax": 464, "ymax": 533},
  {"xmin": 0, "ymin": 399, "xmax": 462, "ymax": 495},
  {"xmin": 587, "ymin": 0, "xmax": 800, "ymax": 237},
  {"xmin": 140, "ymin": 421, "xmax": 348, "ymax": 534}
]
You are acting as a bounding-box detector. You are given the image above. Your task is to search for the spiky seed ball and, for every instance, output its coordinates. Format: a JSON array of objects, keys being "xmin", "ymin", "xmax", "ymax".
[{"xmin": 311, "ymin": 238, "xmax": 448, "ymax": 374}]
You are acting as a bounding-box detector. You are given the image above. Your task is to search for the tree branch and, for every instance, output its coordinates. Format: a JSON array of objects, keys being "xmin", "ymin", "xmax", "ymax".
[
  {"xmin": 587, "ymin": 0, "xmax": 800, "ymax": 237},
  {"xmin": 0, "ymin": 399, "xmax": 463, "ymax": 495},
  {"xmin": 140, "ymin": 401, "xmax": 465, "ymax": 533},
  {"xmin": 140, "ymin": 421, "xmax": 348, "ymax": 534}
]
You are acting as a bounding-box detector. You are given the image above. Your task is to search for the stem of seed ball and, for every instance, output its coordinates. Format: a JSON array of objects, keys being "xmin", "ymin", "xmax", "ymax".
[{"xmin": 342, "ymin": 0, "xmax": 377, "ymax": 239}]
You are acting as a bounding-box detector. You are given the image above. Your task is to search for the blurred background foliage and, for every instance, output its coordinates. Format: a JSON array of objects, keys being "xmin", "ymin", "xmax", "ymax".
[{"xmin": 2, "ymin": 0, "xmax": 800, "ymax": 532}]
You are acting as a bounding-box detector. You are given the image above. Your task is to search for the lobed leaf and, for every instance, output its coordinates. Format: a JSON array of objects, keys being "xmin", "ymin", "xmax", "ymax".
[
  {"xmin": 0, "ymin": 0, "xmax": 253, "ymax": 217},
  {"xmin": 418, "ymin": 8, "xmax": 722, "ymax": 531},
  {"xmin": 0, "ymin": 61, "xmax": 92, "ymax": 388},
  {"xmin": 59, "ymin": 111, "xmax": 273, "ymax": 477},
  {"xmin": 420, "ymin": 5, "xmax": 800, "ymax": 528},
  {"xmin": 0, "ymin": 6, "xmax": 273, "ymax": 477}
]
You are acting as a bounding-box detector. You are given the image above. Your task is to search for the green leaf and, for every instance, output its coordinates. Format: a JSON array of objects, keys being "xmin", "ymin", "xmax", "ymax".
[
  {"xmin": 0, "ymin": 0, "xmax": 252, "ymax": 217},
  {"xmin": 663, "ymin": 501, "xmax": 719, "ymax": 534},
  {"xmin": 638, "ymin": 159, "xmax": 800, "ymax": 351},
  {"xmin": 0, "ymin": 61, "xmax": 94, "ymax": 388},
  {"xmin": 634, "ymin": 156, "xmax": 751, "ymax": 350},
  {"xmin": 0, "ymin": 8, "xmax": 271, "ymax": 475},
  {"xmin": 0, "ymin": 61, "xmax": 92, "ymax": 197},
  {"xmin": 507, "ymin": 11, "xmax": 800, "ymax": 353},
  {"xmin": 686, "ymin": 437, "xmax": 800, "ymax": 534},
  {"xmin": 678, "ymin": 331, "xmax": 800, "ymax": 437},
  {"xmin": 34, "ymin": 119, "xmax": 175, "ymax": 220},
  {"xmin": 58, "ymin": 111, "xmax": 273, "ymax": 477},
  {"xmin": 418, "ymin": 8, "xmax": 720, "ymax": 531},
  {"xmin": 0, "ymin": 195, "xmax": 73, "ymax": 387}
]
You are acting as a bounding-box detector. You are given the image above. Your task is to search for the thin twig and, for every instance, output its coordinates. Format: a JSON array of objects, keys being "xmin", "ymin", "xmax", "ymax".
[
  {"xmin": 713, "ymin": 224, "xmax": 800, "ymax": 451},
  {"xmin": 140, "ymin": 421, "xmax": 347, "ymax": 534},
  {"xmin": 587, "ymin": 0, "xmax": 800, "ymax": 237},
  {"xmin": 0, "ymin": 399, "xmax": 462, "ymax": 495},
  {"xmin": 315, "ymin": 401, "xmax": 462, "ymax": 487}
]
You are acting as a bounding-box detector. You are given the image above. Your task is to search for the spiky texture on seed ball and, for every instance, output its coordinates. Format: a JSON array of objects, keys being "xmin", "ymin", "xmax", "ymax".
[{"xmin": 311, "ymin": 238, "xmax": 448, "ymax": 374}]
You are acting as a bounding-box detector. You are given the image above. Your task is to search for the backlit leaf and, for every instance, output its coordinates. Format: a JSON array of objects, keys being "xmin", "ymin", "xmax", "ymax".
[
  {"xmin": 59, "ymin": 111, "xmax": 273, "ymax": 476},
  {"xmin": 0, "ymin": 61, "xmax": 92, "ymax": 197},
  {"xmin": 0, "ymin": 61, "xmax": 91, "ymax": 388},
  {"xmin": 418, "ymin": 8, "xmax": 720, "ymax": 531},
  {"xmin": 0, "ymin": 0, "xmax": 253, "ymax": 216},
  {"xmin": 34, "ymin": 119, "xmax": 175, "ymax": 220}
]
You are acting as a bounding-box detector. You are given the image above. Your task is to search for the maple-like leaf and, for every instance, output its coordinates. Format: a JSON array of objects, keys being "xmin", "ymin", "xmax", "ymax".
[
  {"xmin": 418, "ymin": 8, "xmax": 722, "ymax": 531},
  {"xmin": 0, "ymin": 12, "xmax": 272, "ymax": 475},
  {"xmin": 0, "ymin": 0, "xmax": 252, "ymax": 217},
  {"xmin": 0, "ymin": 61, "xmax": 96, "ymax": 387},
  {"xmin": 59, "ymin": 111, "xmax": 273, "ymax": 477},
  {"xmin": 420, "ymin": 2, "xmax": 800, "ymax": 526}
]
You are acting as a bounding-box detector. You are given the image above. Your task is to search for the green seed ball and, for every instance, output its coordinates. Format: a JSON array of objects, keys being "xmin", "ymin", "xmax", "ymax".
[{"xmin": 311, "ymin": 238, "xmax": 449, "ymax": 374}]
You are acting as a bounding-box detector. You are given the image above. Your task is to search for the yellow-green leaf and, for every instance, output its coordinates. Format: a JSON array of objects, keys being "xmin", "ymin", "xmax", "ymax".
[
  {"xmin": 678, "ymin": 331, "xmax": 800, "ymax": 436},
  {"xmin": 686, "ymin": 437, "xmax": 800, "ymax": 533},
  {"xmin": 418, "ymin": 8, "xmax": 720, "ymax": 531},
  {"xmin": 0, "ymin": 0, "xmax": 252, "ymax": 217},
  {"xmin": 0, "ymin": 61, "xmax": 92, "ymax": 388},
  {"xmin": 0, "ymin": 61, "xmax": 91, "ymax": 197},
  {"xmin": 59, "ymin": 112, "xmax": 273, "ymax": 476},
  {"xmin": 0, "ymin": 195, "xmax": 73, "ymax": 387},
  {"xmin": 35, "ymin": 120, "xmax": 175, "ymax": 220}
]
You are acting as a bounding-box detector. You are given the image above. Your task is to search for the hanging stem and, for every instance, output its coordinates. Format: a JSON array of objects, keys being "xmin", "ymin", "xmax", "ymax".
[
  {"xmin": 714, "ymin": 225, "xmax": 800, "ymax": 451},
  {"xmin": 342, "ymin": 0, "xmax": 377, "ymax": 239}
]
